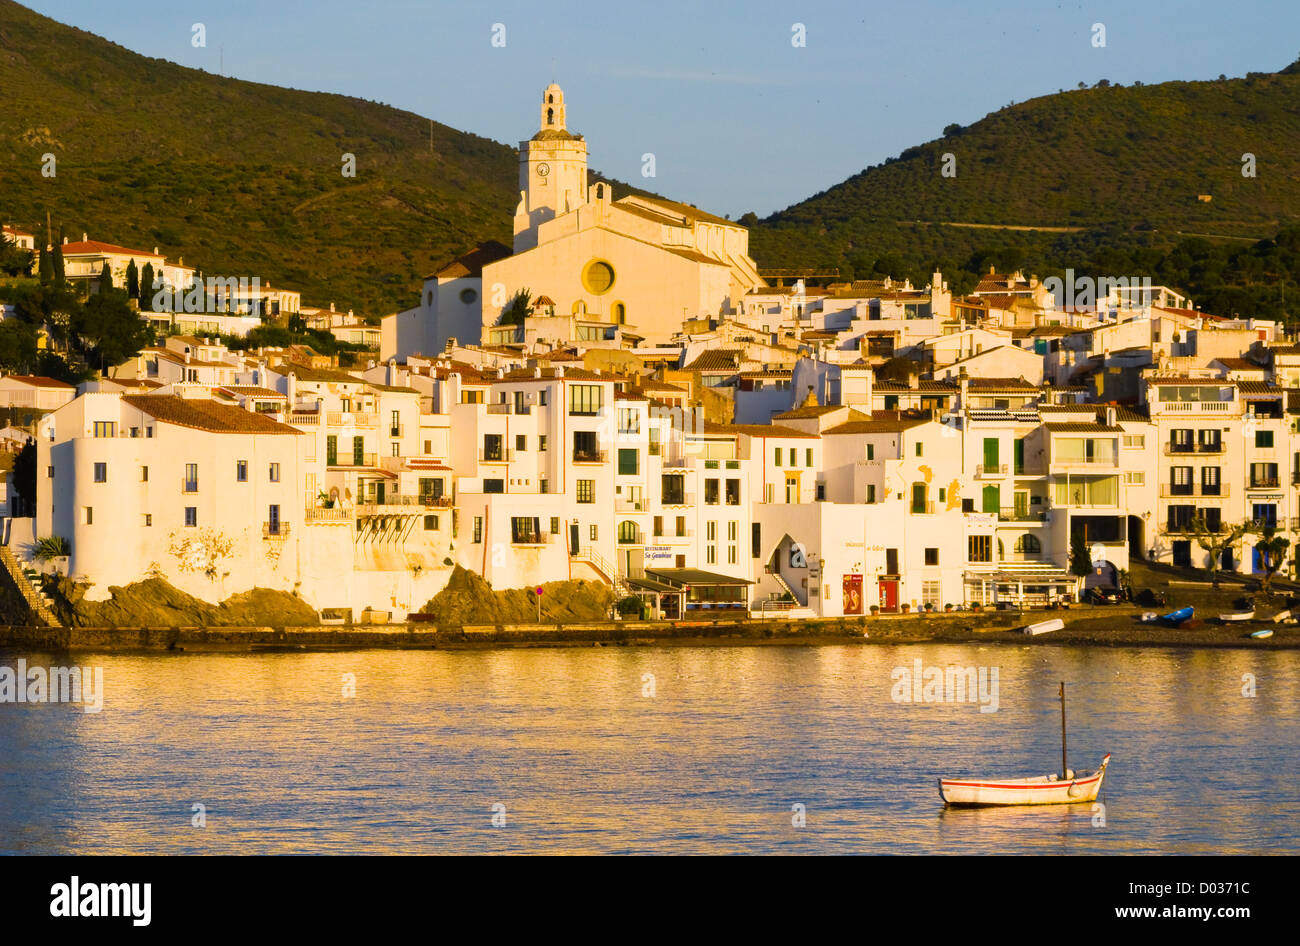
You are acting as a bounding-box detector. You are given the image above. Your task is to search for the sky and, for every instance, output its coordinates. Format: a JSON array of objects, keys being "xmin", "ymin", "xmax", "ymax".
[{"xmin": 21, "ymin": 0, "xmax": 1300, "ymax": 218}]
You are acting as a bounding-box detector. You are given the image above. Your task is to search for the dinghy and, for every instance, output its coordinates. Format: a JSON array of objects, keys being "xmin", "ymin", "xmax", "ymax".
[
  {"xmin": 1219, "ymin": 610, "xmax": 1255, "ymax": 622},
  {"xmin": 1250, "ymin": 629, "xmax": 1274, "ymax": 639},
  {"xmin": 1160, "ymin": 606, "xmax": 1194, "ymax": 625},
  {"xmin": 938, "ymin": 682, "xmax": 1112, "ymax": 807},
  {"xmin": 1023, "ymin": 618, "xmax": 1064, "ymax": 636}
]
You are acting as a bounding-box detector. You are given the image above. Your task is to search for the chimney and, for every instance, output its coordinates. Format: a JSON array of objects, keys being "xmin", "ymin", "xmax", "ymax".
[
  {"xmin": 1106, "ymin": 406, "xmax": 1117, "ymax": 427},
  {"xmin": 82, "ymin": 232, "xmax": 88, "ymax": 242},
  {"xmin": 330, "ymin": 302, "xmax": 336, "ymax": 313},
  {"xmin": 287, "ymin": 371, "xmax": 297, "ymax": 405},
  {"xmin": 153, "ymin": 246, "xmax": 159, "ymax": 255}
]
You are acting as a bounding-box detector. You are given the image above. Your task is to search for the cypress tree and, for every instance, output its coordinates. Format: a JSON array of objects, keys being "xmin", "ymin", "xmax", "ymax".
[
  {"xmin": 37, "ymin": 244, "xmax": 53, "ymax": 284},
  {"xmin": 51, "ymin": 232, "xmax": 65, "ymax": 283},
  {"xmin": 139, "ymin": 262, "xmax": 156, "ymax": 312},
  {"xmin": 126, "ymin": 259, "xmax": 139, "ymax": 299},
  {"xmin": 97, "ymin": 260, "xmax": 114, "ymax": 294}
]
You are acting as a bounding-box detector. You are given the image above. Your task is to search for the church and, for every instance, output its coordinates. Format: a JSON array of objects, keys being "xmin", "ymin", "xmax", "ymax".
[{"xmin": 382, "ymin": 84, "xmax": 764, "ymax": 359}]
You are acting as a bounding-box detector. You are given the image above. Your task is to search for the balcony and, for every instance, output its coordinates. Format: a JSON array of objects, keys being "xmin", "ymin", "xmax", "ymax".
[
  {"xmin": 1247, "ymin": 478, "xmax": 1281, "ymax": 491},
  {"xmin": 419, "ymin": 495, "xmax": 456, "ymax": 508},
  {"xmin": 181, "ymin": 479, "xmax": 199, "ymax": 493},
  {"xmin": 511, "ymin": 531, "xmax": 555, "ymax": 546},
  {"xmin": 1163, "ymin": 443, "xmax": 1224, "ymax": 456},
  {"xmin": 572, "ymin": 448, "xmax": 608, "ymax": 464},
  {"xmin": 1157, "ymin": 401, "xmax": 1233, "ymax": 413},
  {"xmin": 478, "ymin": 447, "xmax": 514, "ymax": 464},
  {"xmin": 328, "ymin": 453, "xmax": 378, "ymax": 468},
  {"xmin": 389, "ymin": 424, "xmax": 404, "ymax": 437},
  {"xmin": 486, "ymin": 402, "xmax": 514, "ymax": 414},
  {"xmin": 661, "ymin": 492, "xmax": 695, "ymax": 507},
  {"xmin": 975, "ymin": 463, "xmax": 1008, "ymax": 478},
  {"xmin": 648, "ymin": 443, "xmax": 662, "ymax": 456},
  {"xmin": 262, "ymin": 521, "xmax": 291, "ymax": 539},
  {"xmin": 615, "ymin": 497, "xmax": 646, "ymax": 513},
  {"xmin": 999, "ymin": 507, "xmax": 1047, "ymax": 522},
  {"xmin": 326, "ymin": 411, "xmax": 377, "ymax": 427},
  {"xmin": 1159, "ymin": 483, "xmax": 1230, "ymax": 498}
]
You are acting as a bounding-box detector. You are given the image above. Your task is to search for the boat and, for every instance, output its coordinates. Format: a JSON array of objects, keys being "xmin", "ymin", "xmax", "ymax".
[
  {"xmin": 1271, "ymin": 610, "xmax": 1295, "ymax": 625},
  {"xmin": 1219, "ymin": 610, "xmax": 1255, "ymax": 622},
  {"xmin": 1161, "ymin": 606, "xmax": 1194, "ymax": 625},
  {"xmin": 938, "ymin": 682, "xmax": 1112, "ymax": 807},
  {"xmin": 1023, "ymin": 618, "xmax": 1064, "ymax": 636},
  {"xmin": 1250, "ymin": 629, "xmax": 1274, "ymax": 639}
]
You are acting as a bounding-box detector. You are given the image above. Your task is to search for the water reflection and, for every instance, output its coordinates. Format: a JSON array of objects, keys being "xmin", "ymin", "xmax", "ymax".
[{"xmin": 0, "ymin": 645, "xmax": 1295, "ymax": 854}]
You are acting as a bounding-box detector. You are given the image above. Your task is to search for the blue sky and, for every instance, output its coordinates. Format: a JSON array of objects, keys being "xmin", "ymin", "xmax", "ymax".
[{"xmin": 24, "ymin": 0, "xmax": 1300, "ymax": 217}]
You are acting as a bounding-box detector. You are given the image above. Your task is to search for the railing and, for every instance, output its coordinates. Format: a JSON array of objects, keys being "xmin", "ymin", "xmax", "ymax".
[
  {"xmin": 662, "ymin": 492, "xmax": 695, "ymax": 507},
  {"xmin": 1163, "ymin": 443, "xmax": 1224, "ymax": 456},
  {"xmin": 1158, "ymin": 401, "xmax": 1233, "ymax": 413},
  {"xmin": 615, "ymin": 498, "xmax": 646, "ymax": 512},
  {"xmin": 511, "ymin": 531, "xmax": 555, "ymax": 546},
  {"xmin": 328, "ymin": 453, "xmax": 378, "ymax": 468},
  {"xmin": 572, "ymin": 449, "xmax": 607, "ymax": 464},
  {"xmin": 420, "ymin": 495, "xmax": 456, "ymax": 507},
  {"xmin": 478, "ymin": 447, "xmax": 514, "ymax": 463},
  {"xmin": 182, "ymin": 479, "xmax": 199, "ymax": 493},
  {"xmin": 999, "ymin": 507, "xmax": 1047, "ymax": 522},
  {"xmin": 648, "ymin": 443, "xmax": 662, "ymax": 456},
  {"xmin": 304, "ymin": 507, "xmax": 351, "ymax": 522},
  {"xmin": 262, "ymin": 521, "xmax": 291, "ymax": 539},
  {"xmin": 975, "ymin": 463, "xmax": 1008, "ymax": 477},
  {"xmin": 290, "ymin": 412, "xmax": 320, "ymax": 426},
  {"xmin": 326, "ymin": 411, "xmax": 377, "ymax": 427},
  {"xmin": 389, "ymin": 425, "xmax": 404, "ymax": 437},
  {"xmin": 1160, "ymin": 482, "xmax": 1229, "ymax": 498},
  {"xmin": 1247, "ymin": 478, "xmax": 1281, "ymax": 490},
  {"xmin": 486, "ymin": 402, "xmax": 513, "ymax": 414}
]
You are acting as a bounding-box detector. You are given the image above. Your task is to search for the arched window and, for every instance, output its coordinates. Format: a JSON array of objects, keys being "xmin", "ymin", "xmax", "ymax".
[
  {"xmin": 613, "ymin": 302, "xmax": 626, "ymax": 324},
  {"xmin": 548, "ymin": 94, "xmax": 554, "ymax": 104},
  {"xmin": 572, "ymin": 300, "xmax": 587, "ymax": 316},
  {"xmin": 546, "ymin": 107, "xmax": 554, "ymax": 125},
  {"xmin": 618, "ymin": 520, "xmax": 640, "ymax": 544},
  {"xmin": 1014, "ymin": 534, "xmax": 1041, "ymax": 554},
  {"xmin": 595, "ymin": 183, "xmax": 604, "ymax": 199}
]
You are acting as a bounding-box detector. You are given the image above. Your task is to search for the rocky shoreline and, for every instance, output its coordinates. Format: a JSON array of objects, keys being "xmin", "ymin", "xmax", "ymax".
[{"xmin": 1, "ymin": 605, "xmax": 1296, "ymax": 652}]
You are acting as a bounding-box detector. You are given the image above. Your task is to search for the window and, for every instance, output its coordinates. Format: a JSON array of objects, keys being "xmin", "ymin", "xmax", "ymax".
[
  {"xmin": 1014, "ymin": 534, "xmax": 1041, "ymax": 554},
  {"xmin": 539, "ymin": 390, "xmax": 549, "ymax": 407},
  {"xmin": 1256, "ymin": 429, "xmax": 1274, "ymax": 448},
  {"xmin": 924, "ymin": 548, "xmax": 939, "ymax": 566},
  {"xmin": 93, "ymin": 462, "xmax": 107, "ymax": 483},
  {"xmin": 618, "ymin": 449, "xmax": 638, "ymax": 475},
  {"xmin": 514, "ymin": 435, "xmax": 526, "ymax": 453},
  {"xmin": 705, "ymin": 479, "xmax": 719, "ymax": 504},
  {"xmin": 1250, "ymin": 463, "xmax": 1279, "ymax": 488},
  {"xmin": 1124, "ymin": 471, "xmax": 1145, "ymax": 485},
  {"xmin": 267, "ymin": 504, "xmax": 281, "ymax": 535},
  {"xmin": 473, "ymin": 517, "xmax": 483, "ymax": 543},
  {"xmin": 661, "ymin": 474, "xmax": 685, "ymax": 505},
  {"xmin": 483, "ymin": 433, "xmax": 504, "ymax": 462},
  {"xmin": 550, "ymin": 517, "xmax": 560, "ymax": 534},
  {"xmin": 676, "ymin": 516, "xmax": 686, "ymax": 537},
  {"xmin": 326, "ymin": 436, "xmax": 337, "ymax": 466},
  {"xmin": 569, "ymin": 384, "xmax": 603, "ymax": 416},
  {"xmin": 618, "ymin": 408, "xmax": 639, "ymax": 434},
  {"xmin": 92, "ymin": 421, "xmax": 115, "ymax": 438},
  {"xmin": 915, "ymin": 441, "xmax": 923, "ymax": 457},
  {"xmin": 707, "ymin": 521, "xmax": 717, "ymax": 541},
  {"xmin": 83, "ymin": 507, "xmax": 93, "ymax": 525},
  {"xmin": 511, "ymin": 517, "xmax": 542, "ymax": 544},
  {"xmin": 143, "ymin": 514, "xmax": 152, "ymax": 527},
  {"xmin": 539, "ymin": 435, "xmax": 548, "ymax": 451},
  {"xmin": 130, "ymin": 427, "xmax": 139, "ymax": 438},
  {"xmin": 1122, "ymin": 434, "xmax": 1145, "ymax": 448},
  {"xmin": 922, "ymin": 581, "xmax": 941, "ymax": 609},
  {"xmin": 236, "ymin": 460, "xmax": 248, "ymax": 482},
  {"xmin": 391, "ymin": 443, "xmax": 401, "ymax": 458},
  {"xmin": 1202, "ymin": 466, "xmax": 1221, "ymax": 495},
  {"xmin": 774, "ymin": 448, "xmax": 782, "ymax": 467},
  {"xmin": 911, "ymin": 483, "xmax": 928, "ymax": 514},
  {"xmin": 424, "ymin": 515, "xmax": 438, "ymax": 531},
  {"xmin": 576, "ymin": 479, "xmax": 595, "ymax": 503},
  {"xmin": 788, "ymin": 448, "xmax": 797, "ymax": 467},
  {"xmin": 725, "ymin": 479, "xmax": 740, "ymax": 505},
  {"xmin": 866, "ymin": 484, "xmax": 876, "ymax": 503},
  {"xmin": 653, "ymin": 516, "xmax": 663, "ymax": 537},
  {"xmin": 46, "ymin": 466, "xmax": 53, "ymax": 478},
  {"xmin": 589, "ymin": 524, "xmax": 598, "ymax": 541},
  {"xmin": 141, "ymin": 466, "xmax": 149, "ymax": 482},
  {"xmin": 573, "ymin": 430, "xmax": 600, "ymax": 462},
  {"xmin": 184, "ymin": 463, "xmax": 199, "ymax": 492},
  {"xmin": 269, "ymin": 463, "xmax": 280, "ymax": 483},
  {"xmin": 391, "ymin": 410, "xmax": 402, "ymax": 437},
  {"xmin": 184, "ymin": 507, "xmax": 197, "ymax": 528},
  {"xmin": 1170, "ymin": 466, "xmax": 1193, "ymax": 495},
  {"xmin": 805, "ymin": 448, "xmax": 813, "ymax": 467},
  {"xmin": 617, "ymin": 520, "xmax": 639, "ymax": 544},
  {"xmin": 968, "ymin": 535, "xmax": 992, "ymax": 563},
  {"xmin": 483, "ymin": 479, "xmax": 504, "ymax": 494},
  {"xmin": 866, "ymin": 443, "xmax": 874, "ymax": 461}
]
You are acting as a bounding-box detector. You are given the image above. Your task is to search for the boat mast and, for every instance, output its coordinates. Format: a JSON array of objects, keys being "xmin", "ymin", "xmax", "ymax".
[{"xmin": 1059, "ymin": 681, "xmax": 1068, "ymax": 778}]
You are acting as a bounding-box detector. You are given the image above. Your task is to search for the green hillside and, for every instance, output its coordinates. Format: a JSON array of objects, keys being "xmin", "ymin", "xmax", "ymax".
[
  {"xmin": 0, "ymin": 0, "xmax": 638, "ymax": 318},
  {"xmin": 750, "ymin": 64, "xmax": 1300, "ymax": 294}
]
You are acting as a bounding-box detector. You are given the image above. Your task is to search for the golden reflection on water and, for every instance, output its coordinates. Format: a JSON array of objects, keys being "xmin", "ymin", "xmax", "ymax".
[{"xmin": 0, "ymin": 644, "xmax": 1296, "ymax": 854}]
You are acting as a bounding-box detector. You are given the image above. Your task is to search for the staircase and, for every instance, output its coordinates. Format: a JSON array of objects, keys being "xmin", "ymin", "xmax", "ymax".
[
  {"xmin": 571, "ymin": 546, "xmax": 632, "ymax": 598},
  {"xmin": 0, "ymin": 546, "xmax": 60, "ymax": 626},
  {"xmin": 767, "ymin": 568, "xmax": 804, "ymax": 606}
]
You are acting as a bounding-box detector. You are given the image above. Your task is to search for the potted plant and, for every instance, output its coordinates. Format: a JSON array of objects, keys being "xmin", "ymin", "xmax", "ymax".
[
  {"xmin": 901, "ymin": 603, "xmax": 911, "ymax": 613},
  {"xmin": 869, "ymin": 604, "xmax": 880, "ymax": 616},
  {"xmin": 944, "ymin": 603, "xmax": 954, "ymax": 613},
  {"xmin": 971, "ymin": 601, "xmax": 983, "ymax": 612}
]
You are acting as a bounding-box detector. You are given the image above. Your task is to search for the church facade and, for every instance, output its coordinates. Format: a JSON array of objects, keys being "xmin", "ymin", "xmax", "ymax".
[{"xmin": 382, "ymin": 84, "xmax": 764, "ymax": 360}]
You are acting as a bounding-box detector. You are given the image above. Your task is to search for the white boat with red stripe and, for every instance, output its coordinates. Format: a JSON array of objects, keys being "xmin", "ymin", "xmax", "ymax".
[
  {"xmin": 937, "ymin": 681, "xmax": 1112, "ymax": 807},
  {"xmin": 938, "ymin": 753, "xmax": 1111, "ymax": 806}
]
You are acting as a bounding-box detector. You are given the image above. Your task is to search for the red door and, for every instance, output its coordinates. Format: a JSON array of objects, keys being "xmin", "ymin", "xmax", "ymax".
[{"xmin": 878, "ymin": 579, "xmax": 899, "ymax": 612}]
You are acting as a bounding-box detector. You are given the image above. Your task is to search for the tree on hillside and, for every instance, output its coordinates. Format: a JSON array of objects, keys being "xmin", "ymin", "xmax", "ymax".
[
  {"xmin": 0, "ymin": 235, "xmax": 33, "ymax": 276},
  {"xmin": 97, "ymin": 261, "xmax": 114, "ymax": 294},
  {"xmin": 51, "ymin": 234, "xmax": 65, "ymax": 283},
  {"xmin": 125, "ymin": 259, "xmax": 139, "ymax": 300},
  {"xmin": 139, "ymin": 261, "xmax": 156, "ymax": 312},
  {"xmin": 73, "ymin": 289, "xmax": 151, "ymax": 373},
  {"xmin": 0, "ymin": 320, "xmax": 39, "ymax": 374},
  {"xmin": 1249, "ymin": 524, "xmax": 1291, "ymax": 595},
  {"xmin": 37, "ymin": 243, "xmax": 54, "ymax": 284},
  {"xmin": 1189, "ymin": 517, "xmax": 1248, "ymax": 588}
]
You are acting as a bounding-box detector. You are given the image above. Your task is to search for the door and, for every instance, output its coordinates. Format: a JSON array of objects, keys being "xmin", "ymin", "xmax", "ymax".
[
  {"xmin": 569, "ymin": 523, "xmax": 580, "ymax": 556},
  {"xmin": 353, "ymin": 436, "xmax": 364, "ymax": 466},
  {"xmin": 983, "ymin": 438, "xmax": 999, "ymax": 472},
  {"xmin": 878, "ymin": 579, "xmax": 899, "ymax": 612}
]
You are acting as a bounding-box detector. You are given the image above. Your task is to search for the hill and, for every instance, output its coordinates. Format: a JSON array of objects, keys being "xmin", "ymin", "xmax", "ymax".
[
  {"xmin": 0, "ymin": 0, "xmax": 641, "ymax": 318},
  {"xmin": 750, "ymin": 63, "xmax": 1300, "ymax": 293}
]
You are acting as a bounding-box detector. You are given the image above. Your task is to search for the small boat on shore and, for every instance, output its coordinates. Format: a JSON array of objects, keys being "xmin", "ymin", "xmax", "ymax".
[
  {"xmin": 1219, "ymin": 610, "xmax": 1255, "ymax": 623},
  {"xmin": 938, "ymin": 682, "xmax": 1112, "ymax": 807},
  {"xmin": 1271, "ymin": 610, "xmax": 1295, "ymax": 625},
  {"xmin": 1023, "ymin": 618, "xmax": 1064, "ymax": 636},
  {"xmin": 1161, "ymin": 606, "xmax": 1194, "ymax": 625},
  {"xmin": 1250, "ymin": 629, "xmax": 1274, "ymax": 639}
]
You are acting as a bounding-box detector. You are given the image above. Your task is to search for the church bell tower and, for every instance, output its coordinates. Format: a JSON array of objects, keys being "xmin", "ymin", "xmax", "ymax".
[{"xmin": 514, "ymin": 83, "xmax": 588, "ymax": 252}]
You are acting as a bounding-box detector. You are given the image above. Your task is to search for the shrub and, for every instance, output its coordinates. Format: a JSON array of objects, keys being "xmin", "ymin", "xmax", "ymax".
[
  {"xmin": 616, "ymin": 596, "xmax": 644, "ymax": 618},
  {"xmin": 32, "ymin": 535, "xmax": 70, "ymax": 561}
]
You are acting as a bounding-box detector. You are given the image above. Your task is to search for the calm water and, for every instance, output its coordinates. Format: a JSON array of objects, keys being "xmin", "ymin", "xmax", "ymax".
[{"xmin": 0, "ymin": 644, "xmax": 1296, "ymax": 854}]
